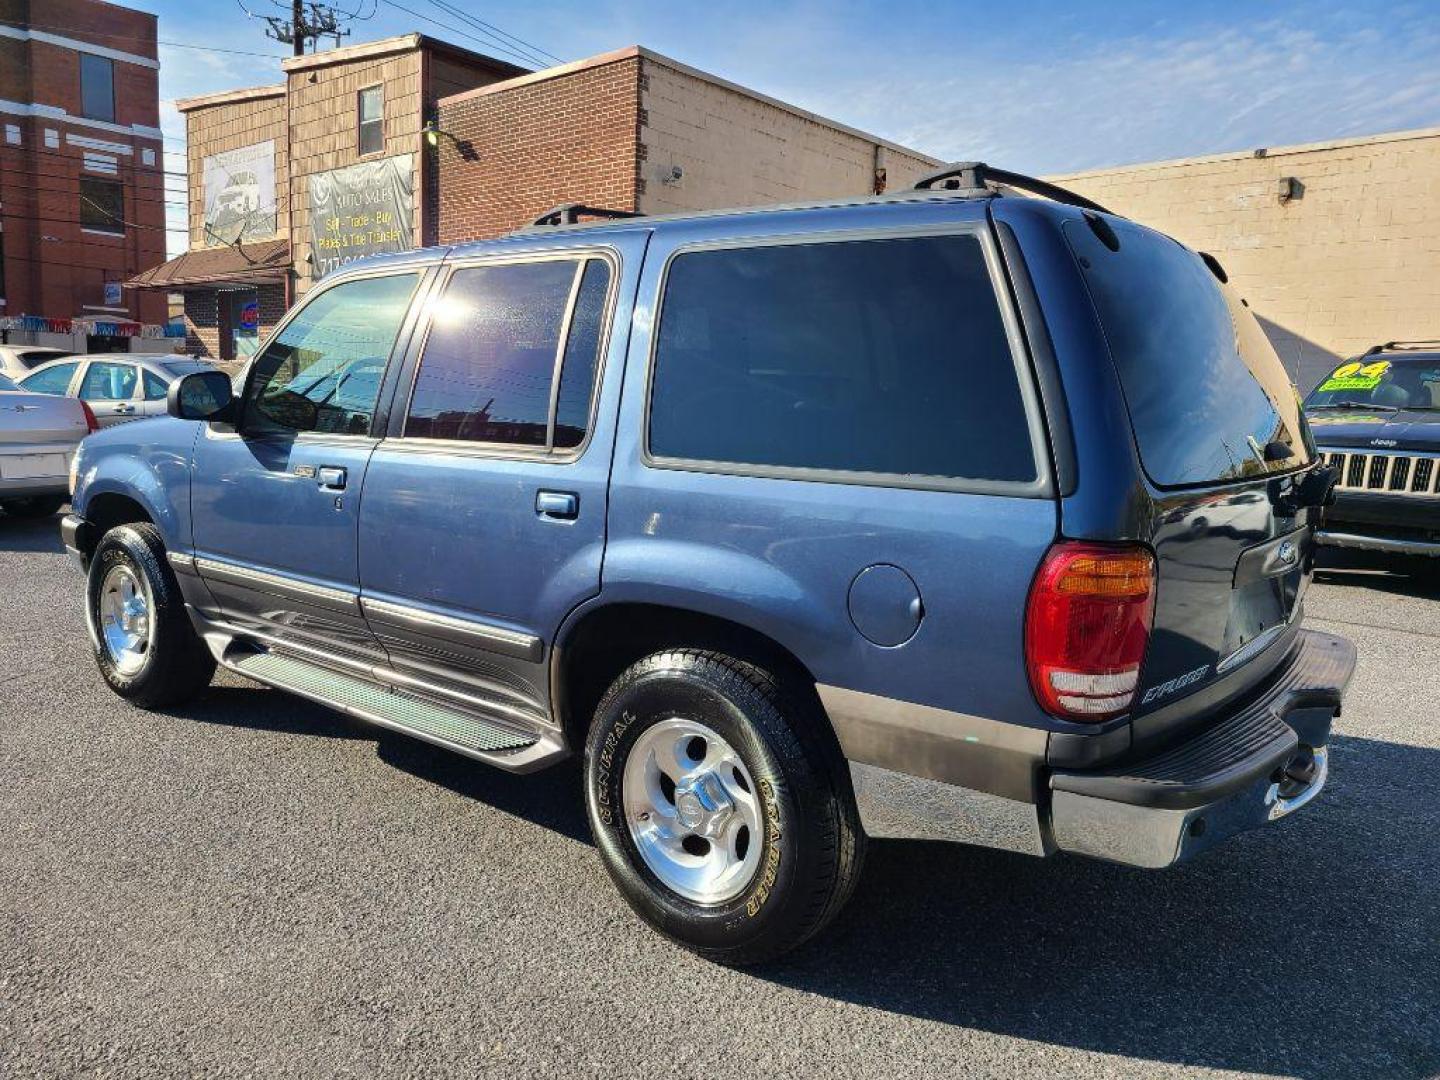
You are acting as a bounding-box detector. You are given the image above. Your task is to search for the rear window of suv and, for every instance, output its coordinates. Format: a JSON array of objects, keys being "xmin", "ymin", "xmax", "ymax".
[
  {"xmin": 1065, "ymin": 217, "xmax": 1313, "ymax": 487},
  {"xmin": 647, "ymin": 233, "xmax": 1038, "ymax": 484}
]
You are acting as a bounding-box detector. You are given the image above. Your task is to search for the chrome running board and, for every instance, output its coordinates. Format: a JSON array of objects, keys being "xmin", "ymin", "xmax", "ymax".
[{"xmin": 223, "ymin": 649, "xmax": 544, "ymax": 761}]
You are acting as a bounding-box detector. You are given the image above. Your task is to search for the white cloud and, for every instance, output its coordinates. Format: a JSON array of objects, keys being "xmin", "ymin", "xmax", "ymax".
[{"xmin": 778, "ymin": 14, "xmax": 1440, "ymax": 172}]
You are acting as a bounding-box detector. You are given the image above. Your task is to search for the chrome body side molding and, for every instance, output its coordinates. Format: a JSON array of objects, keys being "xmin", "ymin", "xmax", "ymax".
[
  {"xmin": 360, "ymin": 596, "xmax": 544, "ymax": 663},
  {"xmin": 193, "ymin": 556, "xmax": 357, "ymax": 613}
]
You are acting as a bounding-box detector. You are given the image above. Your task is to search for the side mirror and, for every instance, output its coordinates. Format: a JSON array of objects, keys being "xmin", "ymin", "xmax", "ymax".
[{"xmin": 168, "ymin": 369, "xmax": 236, "ymax": 423}]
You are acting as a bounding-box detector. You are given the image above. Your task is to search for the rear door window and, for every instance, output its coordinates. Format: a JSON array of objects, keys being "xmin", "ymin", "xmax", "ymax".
[
  {"xmin": 404, "ymin": 256, "xmax": 612, "ymax": 450},
  {"xmin": 647, "ymin": 233, "xmax": 1037, "ymax": 484},
  {"xmin": 21, "ymin": 362, "xmax": 79, "ymax": 395},
  {"xmin": 80, "ymin": 362, "xmax": 138, "ymax": 402},
  {"xmin": 1065, "ymin": 217, "xmax": 1312, "ymax": 487}
]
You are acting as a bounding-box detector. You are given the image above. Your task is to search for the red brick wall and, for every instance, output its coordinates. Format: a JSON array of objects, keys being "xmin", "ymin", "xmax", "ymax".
[
  {"xmin": 435, "ymin": 55, "xmax": 642, "ymax": 242},
  {"xmin": 0, "ymin": 0, "xmax": 165, "ymax": 326},
  {"xmin": 183, "ymin": 284, "xmax": 286, "ymax": 364}
]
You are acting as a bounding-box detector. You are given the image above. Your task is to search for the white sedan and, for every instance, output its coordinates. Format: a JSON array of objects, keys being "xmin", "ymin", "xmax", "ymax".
[{"xmin": 0, "ymin": 372, "xmax": 96, "ymax": 519}]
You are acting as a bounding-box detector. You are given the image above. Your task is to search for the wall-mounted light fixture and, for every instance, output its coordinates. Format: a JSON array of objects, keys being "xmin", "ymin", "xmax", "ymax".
[
  {"xmin": 1277, "ymin": 176, "xmax": 1304, "ymax": 204},
  {"xmin": 422, "ymin": 120, "xmax": 458, "ymax": 149}
]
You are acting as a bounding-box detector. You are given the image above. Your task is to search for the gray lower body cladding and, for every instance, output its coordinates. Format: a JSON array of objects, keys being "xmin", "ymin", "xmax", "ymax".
[{"xmin": 833, "ymin": 629, "xmax": 1355, "ymax": 869}]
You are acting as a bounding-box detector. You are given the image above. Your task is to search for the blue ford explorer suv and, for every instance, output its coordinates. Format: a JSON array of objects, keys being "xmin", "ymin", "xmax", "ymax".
[{"xmin": 63, "ymin": 164, "xmax": 1353, "ymax": 964}]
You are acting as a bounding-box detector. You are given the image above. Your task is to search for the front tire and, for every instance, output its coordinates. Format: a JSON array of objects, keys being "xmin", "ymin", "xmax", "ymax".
[
  {"xmin": 86, "ymin": 523, "xmax": 215, "ymax": 708},
  {"xmin": 2, "ymin": 494, "xmax": 65, "ymax": 519},
  {"xmin": 584, "ymin": 649, "xmax": 864, "ymax": 965}
]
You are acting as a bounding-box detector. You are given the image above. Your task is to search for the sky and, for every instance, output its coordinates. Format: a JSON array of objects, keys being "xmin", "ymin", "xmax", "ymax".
[{"xmin": 117, "ymin": 0, "xmax": 1440, "ymax": 255}]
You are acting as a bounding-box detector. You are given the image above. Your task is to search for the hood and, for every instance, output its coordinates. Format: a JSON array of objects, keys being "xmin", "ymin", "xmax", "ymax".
[{"xmin": 1305, "ymin": 407, "xmax": 1440, "ymax": 451}]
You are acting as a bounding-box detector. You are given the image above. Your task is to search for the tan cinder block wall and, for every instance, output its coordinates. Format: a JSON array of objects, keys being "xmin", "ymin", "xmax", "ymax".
[
  {"xmin": 1050, "ymin": 127, "xmax": 1440, "ymax": 389},
  {"xmin": 434, "ymin": 46, "xmax": 938, "ymax": 242},
  {"xmin": 637, "ymin": 53, "xmax": 937, "ymax": 215},
  {"xmin": 286, "ymin": 51, "xmax": 423, "ymax": 292},
  {"xmin": 183, "ymin": 89, "xmax": 287, "ymax": 250}
]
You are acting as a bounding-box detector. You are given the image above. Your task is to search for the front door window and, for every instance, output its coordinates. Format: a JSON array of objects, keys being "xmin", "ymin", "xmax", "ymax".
[{"xmin": 243, "ymin": 273, "xmax": 420, "ymax": 437}]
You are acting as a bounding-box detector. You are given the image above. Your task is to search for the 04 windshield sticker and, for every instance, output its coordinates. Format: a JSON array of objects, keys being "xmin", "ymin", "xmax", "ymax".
[{"xmin": 1317, "ymin": 359, "xmax": 1390, "ymax": 393}]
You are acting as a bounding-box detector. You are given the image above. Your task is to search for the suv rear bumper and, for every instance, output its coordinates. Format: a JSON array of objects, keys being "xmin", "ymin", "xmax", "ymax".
[{"xmin": 850, "ymin": 629, "xmax": 1356, "ymax": 868}]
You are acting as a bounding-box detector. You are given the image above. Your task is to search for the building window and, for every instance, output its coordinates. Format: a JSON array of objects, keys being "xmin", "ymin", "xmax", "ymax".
[
  {"xmin": 80, "ymin": 54, "xmax": 115, "ymax": 123},
  {"xmin": 358, "ymin": 85, "xmax": 384, "ymax": 156},
  {"xmin": 79, "ymin": 178, "xmax": 125, "ymax": 233}
]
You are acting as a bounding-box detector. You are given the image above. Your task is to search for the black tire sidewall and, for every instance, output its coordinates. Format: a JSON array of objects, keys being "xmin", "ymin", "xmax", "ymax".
[
  {"xmin": 86, "ymin": 525, "xmax": 189, "ymax": 699},
  {"xmin": 585, "ymin": 656, "xmax": 827, "ymax": 958}
]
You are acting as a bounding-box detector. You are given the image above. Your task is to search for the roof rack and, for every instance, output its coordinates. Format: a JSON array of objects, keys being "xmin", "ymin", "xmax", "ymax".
[
  {"xmin": 1363, "ymin": 340, "xmax": 1440, "ymax": 355},
  {"xmin": 530, "ymin": 203, "xmax": 643, "ymax": 227},
  {"xmin": 913, "ymin": 161, "xmax": 1113, "ymax": 215}
]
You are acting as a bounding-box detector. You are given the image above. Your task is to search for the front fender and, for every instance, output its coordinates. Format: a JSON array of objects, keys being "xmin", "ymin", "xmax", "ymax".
[{"xmin": 72, "ymin": 417, "xmax": 201, "ymax": 551}]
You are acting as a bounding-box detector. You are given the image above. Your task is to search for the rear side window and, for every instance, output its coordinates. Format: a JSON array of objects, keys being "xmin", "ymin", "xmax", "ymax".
[
  {"xmin": 1065, "ymin": 218, "xmax": 1313, "ymax": 487},
  {"xmin": 405, "ymin": 257, "xmax": 612, "ymax": 449},
  {"xmin": 21, "ymin": 362, "xmax": 78, "ymax": 395},
  {"xmin": 647, "ymin": 234, "xmax": 1036, "ymax": 483}
]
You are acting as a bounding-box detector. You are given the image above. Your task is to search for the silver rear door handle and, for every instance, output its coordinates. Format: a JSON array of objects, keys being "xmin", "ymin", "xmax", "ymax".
[
  {"xmin": 535, "ymin": 490, "xmax": 578, "ymax": 519},
  {"xmin": 317, "ymin": 466, "xmax": 347, "ymax": 490}
]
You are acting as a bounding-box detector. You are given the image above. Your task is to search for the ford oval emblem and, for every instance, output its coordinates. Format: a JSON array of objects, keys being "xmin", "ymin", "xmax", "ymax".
[{"xmin": 1278, "ymin": 540, "xmax": 1298, "ymax": 565}]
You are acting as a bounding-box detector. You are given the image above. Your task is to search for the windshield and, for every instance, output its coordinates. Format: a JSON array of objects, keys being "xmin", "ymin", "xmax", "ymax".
[
  {"xmin": 1304, "ymin": 355, "xmax": 1440, "ymax": 410},
  {"xmin": 0, "ymin": 374, "xmax": 18, "ymax": 392},
  {"xmin": 1065, "ymin": 216, "xmax": 1314, "ymax": 487}
]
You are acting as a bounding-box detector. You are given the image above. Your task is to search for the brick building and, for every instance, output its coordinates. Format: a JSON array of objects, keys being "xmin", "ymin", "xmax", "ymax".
[
  {"xmin": 139, "ymin": 37, "xmax": 938, "ymax": 363},
  {"xmin": 132, "ymin": 34, "xmax": 524, "ymax": 361},
  {"xmin": 433, "ymin": 47, "xmax": 939, "ymax": 242},
  {"xmin": 0, "ymin": 0, "xmax": 169, "ymax": 350},
  {"xmin": 1052, "ymin": 126, "xmax": 1440, "ymax": 390}
]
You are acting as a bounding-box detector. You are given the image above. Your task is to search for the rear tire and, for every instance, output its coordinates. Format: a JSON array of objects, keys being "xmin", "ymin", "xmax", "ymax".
[
  {"xmin": 2, "ymin": 494, "xmax": 65, "ymax": 519},
  {"xmin": 584, "ymin": 649, "xmax": 864, "ymax": 965},
  {"xmin": 86, "ymin": 523, "xmax": 215, "ymax": 708}
]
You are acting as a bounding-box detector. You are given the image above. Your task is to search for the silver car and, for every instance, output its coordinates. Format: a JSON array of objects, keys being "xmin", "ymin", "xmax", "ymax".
[
  {"xmin": 19, "ymin": 353, "xmax": 216, "ymax": 428},
  {"xmin": 0, "ymin": 345, "xmax": 72, "ymax": 381},
  {"xmin": 0, "ymin": 371, "xmax": 94, "ymax": 518}
]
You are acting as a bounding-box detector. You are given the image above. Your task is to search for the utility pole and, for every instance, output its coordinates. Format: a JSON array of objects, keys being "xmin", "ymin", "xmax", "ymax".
[
  {"xmin": 290, "ymin": 0, "xmax": 303, "ymax": 56},
  {"xmin": 260, "ymin": 1, "xmax": 352, "ymax": 56}
]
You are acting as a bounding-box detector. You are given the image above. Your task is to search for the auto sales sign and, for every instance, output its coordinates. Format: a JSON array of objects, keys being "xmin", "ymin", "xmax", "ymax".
[{"xmin": 307, "ymin": 154, "xmax": 414, "ymax": 278}]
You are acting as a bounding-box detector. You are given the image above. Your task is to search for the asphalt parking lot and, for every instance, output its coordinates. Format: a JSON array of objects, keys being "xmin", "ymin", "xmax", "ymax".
[{"xmin": 2, "ymin": 513, "xmax": 1437, "ymax": 1079}]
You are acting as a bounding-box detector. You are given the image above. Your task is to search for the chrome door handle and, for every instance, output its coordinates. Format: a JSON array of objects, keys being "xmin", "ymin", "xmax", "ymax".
[
  {"xmin": 113, "ymin": 403, "xmax": 136, "ymax": 414},
  {"xmin": 535, "ymin": 490, "xmax": 578, "ymax": 519},
  {"xmin": 317, "ymin": 466, "xmax": 347, "ymax": 490}
]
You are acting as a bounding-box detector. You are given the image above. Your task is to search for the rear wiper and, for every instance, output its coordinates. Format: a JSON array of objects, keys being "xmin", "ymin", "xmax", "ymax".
[{"xmin": 1307, "ymin": 401, "xmax": 1398, "ymax": 411}]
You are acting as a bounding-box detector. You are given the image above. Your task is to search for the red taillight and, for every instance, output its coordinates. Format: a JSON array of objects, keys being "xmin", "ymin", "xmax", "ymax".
[
  {"xmin": 80, "ymin": 400, "xmax": 100, "ymax": 434},
  {"xmin": 1025, "ymin": 542, "xmax": 1156, "ymax": 722}
]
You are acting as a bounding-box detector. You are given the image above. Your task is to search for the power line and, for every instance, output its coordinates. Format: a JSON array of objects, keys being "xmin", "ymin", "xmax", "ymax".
[
  {"xmin": 9, "ymin": 142, "xmax": 192, "ymax": 181},
  {"xmin": 6, "ymin": 208, "xmax": 188, "ymax": 235},
  {"xmin": 377, "ymin": 0, "xmax": 538, "ymax": 70},
  {"xmin": 0, "ymin": 169, "xmax": 192, "ymax": 210},
  {"xmin": 421, "ymin": 0, "xmax": 555, "ymax": 67},
  {"xmin": 0, "ymin": 20, "xmax": 288, "ymax": 59}
]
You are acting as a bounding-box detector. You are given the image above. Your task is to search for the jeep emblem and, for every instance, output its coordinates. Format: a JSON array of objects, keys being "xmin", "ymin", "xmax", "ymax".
[{"xmin": 1370, "ymin": 438, "xmax": 1397, "ymax": 447}]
